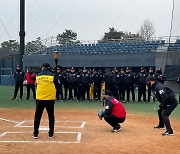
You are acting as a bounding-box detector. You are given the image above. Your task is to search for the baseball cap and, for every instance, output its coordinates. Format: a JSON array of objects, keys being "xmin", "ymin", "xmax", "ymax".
[
  {"xmin": 42, "ymin": 63, "xmax": 50, "ymax": 68},
  {"xmin": 16, "ymin": 64, "xmax": 21, "ymax": 67},
  {"xmin": 149, "ymin": 67, "xmax": 154, "ymax": 70},
  {"xmin": 28, "ymin": 68, "xmax": 32, "ymax": 71}
]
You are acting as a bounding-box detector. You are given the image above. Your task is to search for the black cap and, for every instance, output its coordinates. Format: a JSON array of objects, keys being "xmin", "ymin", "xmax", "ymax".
[
  {"xmin": 42, "ymin": 63, "xmax": 50, "ymax": 68},
  {"xmin": 71, "ymin": 67, "xmax": 75, "ymax": 70},
  {"xmin": 114, "ymin": 67, "xmax": 119, "ymax": 70},
  {"xmin": 105, "ymin": 90, "xmax": 113, "ymax": 96},
  {"xmin": 16, "ymin": 65, "xmax": 21, "ymax": 67},
  {"xmin": 126, "ymin": 67, "xmax": 132, "ymax": 70},
  {"xmin": 28, "ymin": 68, "xmax": 32, "ymax": 71},
  {"xmin": 57, "ymin": 65, "xmax": 62, "ymax": 70},
  {"xmin": 120, "ymin": 68, "xmax": 125, "ymax": 71},
  {"xmin": 83, "ymin": 67, "xmax": 87, "ymax": 70},
  {"xmin": 141, "ymin": 67, "xmax": 145, "ymax": 70},
  {"xmin": 149, "ymin": 67, "xmax": 154, "ymax": 70}
]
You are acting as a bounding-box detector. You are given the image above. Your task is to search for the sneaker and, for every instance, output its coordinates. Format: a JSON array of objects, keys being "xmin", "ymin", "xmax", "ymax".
[
  {"xmin": 112, "ymin": 125, "xmax": 122, "ymax": 133},
  {"xmin": 32, "ymin": 134, "xmax": 38, "ymax": 139},
  {"xmin": 154, "ymin": 125, "xmax": 165, "ymax": 129},
  {"xmin": 162, "ymin": 131, "xmax": 174, "ymax": 136},
  {"xmin": 48, "ymin": 134, "xmax": 55, "ymax": 138},
  {"xmin": 112, "ymin": 127, "xmax": 122, "ymax": 133},
  {"xmin": 11, "ymin": 97, "xmax": 16, "ymax": 100}
]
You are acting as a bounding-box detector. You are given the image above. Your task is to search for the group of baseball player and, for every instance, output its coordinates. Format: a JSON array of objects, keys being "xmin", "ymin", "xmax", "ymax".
[
  {"xmin": 11, "ymin": 63, "xmax": 178, "ymax": 138},
  {"xmin": 11, "ymin": 64, "xmax": 166, "ymax": 103}
]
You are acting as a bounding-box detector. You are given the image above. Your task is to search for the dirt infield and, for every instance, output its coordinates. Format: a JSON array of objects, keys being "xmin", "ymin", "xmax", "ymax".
[{"xmin": 0, "ymin": 108, "xmax": 180, "ymax": 154}]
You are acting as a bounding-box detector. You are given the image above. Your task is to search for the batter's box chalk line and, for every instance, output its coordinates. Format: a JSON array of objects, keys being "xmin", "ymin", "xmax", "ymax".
[
  {"xmin": 14, "ymin": 120, "xmax": 86, "ymax": 129},
  {"xmin": 0, "ymin": 131, "xmax": 82, "ymax": 144},
  {"xmin": 0, "ymin": 118, "xmax": 86, "ymax": 129}
]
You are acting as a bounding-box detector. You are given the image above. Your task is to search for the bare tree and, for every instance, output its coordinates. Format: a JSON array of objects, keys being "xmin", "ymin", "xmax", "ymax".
[{"xmin": 139, "ymin": 19, "xmax": 155, "ymax": 40}]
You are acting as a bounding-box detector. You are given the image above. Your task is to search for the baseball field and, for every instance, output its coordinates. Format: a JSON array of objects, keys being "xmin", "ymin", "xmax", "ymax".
[{"xmin": 0, "ymin": 86, "xmax": 180, "ymax": 154}]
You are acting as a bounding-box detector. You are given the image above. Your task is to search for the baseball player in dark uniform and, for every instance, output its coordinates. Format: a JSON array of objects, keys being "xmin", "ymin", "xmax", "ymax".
[
  {"xmin": 67, "ymin": 67, "xmax": 77, "ymax": 101},
  {"xmin": 98, "ymin": 90, "xmax": 126, "ymax": 133},
  {"xmin": 124, "ymin": 67, "xmax": 135, "ymax": 103},
  {"xmin": 92, "ymin": 69, "xmax": 103, "ymax": 101},
  {"xmin": 147, "ymin": 76, "xmax": 177, "ymax": 136},
  {"xmin": 11, "ymin": 65, "xmax": 25, "ymax": 100},
  {"xmin": 103, "ymin": 68, "xmax": 113, "ymax": 92},
  {"xmin": 80, "ymin": 67, "xmax": 91, "ymax": 101},
  {"xmin": 155, "ymin": 68, "xmax": 166, "ymax": 84},
  {"xmin": 147, "ymin": 67, "xmax": 155, "ymax": 102},
  {"xmin": 136, "ymin": 67, "xmax": 148, "ymax": 103}
]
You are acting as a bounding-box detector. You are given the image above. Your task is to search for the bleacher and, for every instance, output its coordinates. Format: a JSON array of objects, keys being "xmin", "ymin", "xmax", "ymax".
[
  {"xmin": 41, "ymin": 40, "xmax": 165, "ymax": 54},
  {"xmin": 168, "ymin": 39, "xmax": 180, "ymax": 51}
]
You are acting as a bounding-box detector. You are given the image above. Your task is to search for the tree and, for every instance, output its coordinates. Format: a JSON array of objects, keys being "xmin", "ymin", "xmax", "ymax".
[
  {"xmin": 100, "ymin": 27, "xmax": 124, "ymax": 42},
  {"xmin": 57, "ymin": 29, "xmax": 77, "ymax": 44},
  {"xmin": 25, "ymin": 37, "xmax": 45, "ymax": 54},
  {"xmin": 139, "ymin": 19, "xmax": 155, "ymax": 40},
  {"xmin": 1, "ymin": 40, "xmax": 19, "ymax": 51},
  {"xmin": 100, "ymin": 27, "xmax": 142, "ymax": 42}
]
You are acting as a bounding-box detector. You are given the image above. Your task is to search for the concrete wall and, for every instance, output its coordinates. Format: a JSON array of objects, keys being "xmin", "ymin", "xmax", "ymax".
[
  {"xmin": 156, "ymin": 51, "xmax": 180, "ymax": 73},
  {"xmin": 23, "ymin": 52, "xmax": 155, "ymax": 68}
]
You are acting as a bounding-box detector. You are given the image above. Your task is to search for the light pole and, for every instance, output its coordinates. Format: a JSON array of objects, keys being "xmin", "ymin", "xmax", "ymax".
[{"xmin": 19, "ymin": 0, "xmax": 25, "ymax": 68}]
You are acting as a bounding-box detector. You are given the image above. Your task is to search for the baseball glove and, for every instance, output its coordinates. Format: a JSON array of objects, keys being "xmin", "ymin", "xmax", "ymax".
[{"xmin": 98, "ymin": 109, "xmax": 104, "ymax": 120}]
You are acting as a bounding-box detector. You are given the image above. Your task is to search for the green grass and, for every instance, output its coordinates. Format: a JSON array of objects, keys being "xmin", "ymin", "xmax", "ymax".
[{"xmin": 0, "ymin": 85, "xmax": 179, "ymax": 119}]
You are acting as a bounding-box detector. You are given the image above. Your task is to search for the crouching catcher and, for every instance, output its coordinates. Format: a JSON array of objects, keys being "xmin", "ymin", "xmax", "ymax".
[{"xmin": 98, "ymin": 90, "xmax": 126, "ymax": 133}]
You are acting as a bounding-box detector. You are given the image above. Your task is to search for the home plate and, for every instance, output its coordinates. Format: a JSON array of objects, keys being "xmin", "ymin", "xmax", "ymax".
[{"xmin": 39, "ymin": 127, "xmax": 49, "ymax": 130}]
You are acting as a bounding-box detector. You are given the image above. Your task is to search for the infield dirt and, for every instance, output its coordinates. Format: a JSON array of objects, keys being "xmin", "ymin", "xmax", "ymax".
[{"xmin": 0, "ymin": 108, "xmax": 180, "ymax": 154}]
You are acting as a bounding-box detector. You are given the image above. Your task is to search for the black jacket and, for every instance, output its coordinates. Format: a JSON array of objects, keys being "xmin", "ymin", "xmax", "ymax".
[
  {"xmin": 103, "ymin": 71, "xmax": 113, "ymax": 84},
  {"xmin": 136, "ymin": 72, "xmax": 147, "ymax": 85},
  {"xmin": 152, "ymin": 81, "xmax": 177, "ymax": 109},
  {"xmin": 14, "ymin": 70, "xmax": 25, "ymax": 83}
]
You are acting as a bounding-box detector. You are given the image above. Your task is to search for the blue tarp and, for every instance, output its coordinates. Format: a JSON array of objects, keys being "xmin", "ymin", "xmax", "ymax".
[{"xmin": 0, "ymin": 75, "xmax": 15, "ymax": 85}]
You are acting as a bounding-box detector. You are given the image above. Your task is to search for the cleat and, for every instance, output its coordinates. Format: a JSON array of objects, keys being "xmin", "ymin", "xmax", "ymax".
[
  {"xmin": 111, "ymin": 125, "xmax": 122, "ymax": 133},
  {"xmin": 48, "ymin": 134, "xmax": 55, "ymax": 138},
  {"xmin": 32, "ymin": 135, "xmax": 38, "ymax": 139},
  {"xmin": 11, "ymin": 97, "xmax": 16, "ymax": 100},
  {"xmin": 162, "ymin": 131, "xmax": 174, "ymax": 136},
  {"xmin": 154, "ymin": 125, "xmax": 165, "ymax": 129}
]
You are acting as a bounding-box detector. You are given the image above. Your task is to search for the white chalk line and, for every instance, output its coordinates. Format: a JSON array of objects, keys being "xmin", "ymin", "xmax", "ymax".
[
  {"xmin": 14, "ymin": 120, "xmax": 86, "ymax": 129},
  {"xmin": 0, "ymin": 118, "xmax": 20, "ymax": 124},
  {"xmin": 0, "ymin": 131, "xmax": 82, "ymax": 144},
  {"xmin": 15, "ymin": 121, "xmax": 26, "ymax": 127}
]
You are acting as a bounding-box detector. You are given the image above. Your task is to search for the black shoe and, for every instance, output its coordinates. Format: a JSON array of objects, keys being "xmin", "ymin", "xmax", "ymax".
[
  {"xmin": 162, "ymin": 131, "xmax": 174, "ymax": 136},
  {"xmin": 112, "ymin": 127, "xmax": 121, "ymax": 133},
  {"xmin": 32, "ymin": 134, "xmax": 38, "ymax": 139},
  {"xmin": 154, "ymin": 125, "xmax": 165, "ymax": 129},
  {"xmin": 48, "ymin": 133, "xmax": 55, "ymax": 138}
]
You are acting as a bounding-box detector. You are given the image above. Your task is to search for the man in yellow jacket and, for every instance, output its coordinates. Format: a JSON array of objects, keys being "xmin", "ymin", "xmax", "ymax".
[{"xmin": 33, "ymin": 63, "xmax": 58, "ymax": 139}]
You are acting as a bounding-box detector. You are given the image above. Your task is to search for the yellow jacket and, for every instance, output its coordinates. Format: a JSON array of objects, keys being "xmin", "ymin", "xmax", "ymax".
[{"xmin": 36, "ymin": 68, "xmax": 58, "ymax": 100}]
